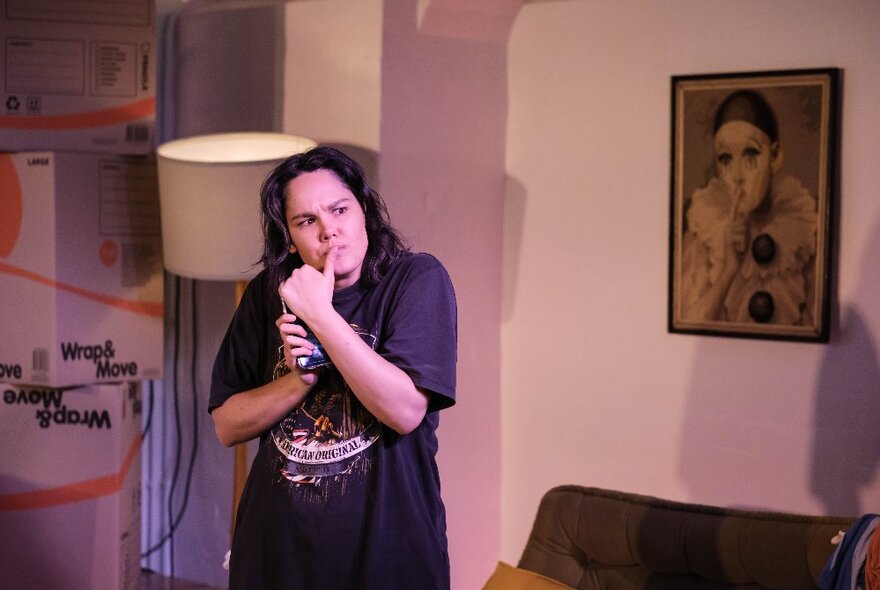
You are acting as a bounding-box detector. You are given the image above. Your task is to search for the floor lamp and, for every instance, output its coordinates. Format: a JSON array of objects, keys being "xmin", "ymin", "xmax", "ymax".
[{"xmin": 156, "ymin": 132, "xmax": 316, "ymax": 537}]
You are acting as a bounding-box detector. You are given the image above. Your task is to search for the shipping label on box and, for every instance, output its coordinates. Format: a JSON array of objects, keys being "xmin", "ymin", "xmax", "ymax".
[
  {"xmin": 0, "ymin": 0, "xmax": 156, "ymax": 154},
  {"xmin": 0, "ymin": 151, "xmax": 163, "ymax": 388},
  {"xmin": 0, "ymin": 382, "xmax": 142, "ymax": 590}
]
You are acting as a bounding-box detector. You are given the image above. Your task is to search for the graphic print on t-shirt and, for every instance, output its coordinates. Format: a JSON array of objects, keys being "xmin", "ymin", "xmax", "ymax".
[{"xmin": 270, "ymin": 324, "xmax": 381, "ymax": 501}]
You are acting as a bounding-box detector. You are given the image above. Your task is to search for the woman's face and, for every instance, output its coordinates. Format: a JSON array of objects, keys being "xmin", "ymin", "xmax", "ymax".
[
  {"xmin": 284, "ymin": 169, "xmax": 369, "ymax": 290},
  {"xmin": 714, "ymin": 120, "xmax": 780, "ymax": 216}
]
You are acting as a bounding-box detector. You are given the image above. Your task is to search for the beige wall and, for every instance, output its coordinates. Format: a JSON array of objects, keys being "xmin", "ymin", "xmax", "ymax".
[
  {"xmin": 284, "ymin": 0, "xmax": 382, "ymax": 150},
  {"xmin": 503, "ymin": 0, "xmax": 880, "ymax": 562}
]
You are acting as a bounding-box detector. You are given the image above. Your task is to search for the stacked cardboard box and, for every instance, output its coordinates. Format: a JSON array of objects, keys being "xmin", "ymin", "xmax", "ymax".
[
  {"xmin": 0, "ymin": 3, "xmax": 159, "ymax": 588},
  {"xmin": 0, "ymin": 0, "xmax": 156, "ymax": 154},
  {"xmin": 0, "ymin": 151, "xmax": 163, "ymax": 387},
  {"xmin": 0, "ymin": 383, "xmax": 143, "ymax": 590}
]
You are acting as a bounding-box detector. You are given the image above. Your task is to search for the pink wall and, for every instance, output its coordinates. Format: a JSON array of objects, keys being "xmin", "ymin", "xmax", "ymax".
[{"xmin": 378, "ymin": 2, "xmax": 521, "ymax": 587}]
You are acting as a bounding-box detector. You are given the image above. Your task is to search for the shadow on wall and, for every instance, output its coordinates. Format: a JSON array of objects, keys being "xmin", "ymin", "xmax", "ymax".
[
  {"xmin": 678, "ymin": 212, "xmax": 880, "ymax": 516},
  {"xmin": 379, "ymin": 2, "xmax": 516, "ymax": 588},
  {"xmin": 677, "ymin": 333, "xmax": 818, "ymax": 511},
  {"xmin": 502, "ymin": 175, "xmax": 527, "ymax": 323},
  {"xmin": 323, "ymin": 144, "xmax": 380, "ymax": 193},
  {"xmin": 146, "ymin": 0, "xmax": 287, "ymax": 584},
  {"xmin": 810, "ymin": 211, "xmax": 880, "ymax": 516}
]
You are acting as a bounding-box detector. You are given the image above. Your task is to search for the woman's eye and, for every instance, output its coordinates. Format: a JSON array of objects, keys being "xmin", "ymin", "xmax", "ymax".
[
  {"xmin": 334, "ymin": 207, "xmax": 348, "ymax": 215},
  {"xmin": 717, "ymin": 153, "xmax": 732, "ymax": 166},
  {"xmin": 743, "ymin": 147, "xmax": 761, "ymax": 160},
  {"xmin": 298, "ymin": 218, "xmax": 315, "ymax": 227}
]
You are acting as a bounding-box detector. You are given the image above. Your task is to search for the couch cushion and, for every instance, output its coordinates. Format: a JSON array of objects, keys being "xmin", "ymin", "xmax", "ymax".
[{"xmin": 483, "ymin": 561, "xmax": 575, "ymax": 589}]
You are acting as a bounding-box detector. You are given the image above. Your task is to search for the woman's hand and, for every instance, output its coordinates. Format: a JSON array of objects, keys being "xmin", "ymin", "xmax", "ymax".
[
  {"xmin": 275, "ymin": 312, "xmax": 320, "ymax": 386},
  {"xmin": 278, "ymin": 248, "xmax": 337, "ymax": 327}
]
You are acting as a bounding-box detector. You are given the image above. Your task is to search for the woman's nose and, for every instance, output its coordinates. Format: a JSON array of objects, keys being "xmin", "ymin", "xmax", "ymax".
[{"xmin": 319, "ymin": 220, "xmax": 337, "ymax": 241}]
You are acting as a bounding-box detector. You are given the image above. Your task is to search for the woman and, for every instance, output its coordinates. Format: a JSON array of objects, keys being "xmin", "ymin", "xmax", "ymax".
[
  {"xmin": 681, "ymin": 89, "xmax": 817, "ymax": 325},
  {"xmin": 209, "ymin": 147, "xmax": 457, "ymax": 589}
]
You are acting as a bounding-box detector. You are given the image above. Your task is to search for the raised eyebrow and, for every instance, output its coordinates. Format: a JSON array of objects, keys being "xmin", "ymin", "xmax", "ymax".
[
  {"xmin": 326, "ymin": 197, "xmax": 354, "ymax": 210},
  {"xmin": 289, "ymin": 197, "xmax": 354, "ymax": 222}
]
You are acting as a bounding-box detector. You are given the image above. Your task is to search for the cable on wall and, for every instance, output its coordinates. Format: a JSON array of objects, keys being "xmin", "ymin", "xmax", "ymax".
[{"xmin": 140, "ymin": 276, "xmax": 200, "ymax": 569}]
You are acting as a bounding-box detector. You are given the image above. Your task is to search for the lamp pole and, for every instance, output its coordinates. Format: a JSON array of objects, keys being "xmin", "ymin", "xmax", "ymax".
[{"xmin": 230, "ymin": 280, "xmax": 249, "ymax": 538}]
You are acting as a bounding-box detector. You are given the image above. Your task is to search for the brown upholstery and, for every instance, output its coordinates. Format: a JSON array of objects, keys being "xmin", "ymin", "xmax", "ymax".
[{"xmin": 518, "ymin": 486, "xmax": 854, "ymax": 590}]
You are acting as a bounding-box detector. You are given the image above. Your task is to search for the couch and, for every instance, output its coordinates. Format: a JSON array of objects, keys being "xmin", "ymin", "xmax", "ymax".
[{"xmin": 484, "ymin": 485, "xmax": 854, "ymax": 590}]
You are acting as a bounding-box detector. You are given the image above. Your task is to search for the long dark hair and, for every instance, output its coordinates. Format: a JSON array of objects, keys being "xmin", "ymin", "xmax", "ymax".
[{"xmin": 260, "ymin": 146, "xmax": 408, "ymax": 288}]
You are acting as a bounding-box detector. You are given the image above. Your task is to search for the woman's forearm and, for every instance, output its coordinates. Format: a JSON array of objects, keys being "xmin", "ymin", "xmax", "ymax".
[
  {"xmin": 211, "ymin": 371, "xmax": 315, "ymax": 446},
  {"xmin": 308, "ymin": 310, "xmax": 429, "ymax": 435}
]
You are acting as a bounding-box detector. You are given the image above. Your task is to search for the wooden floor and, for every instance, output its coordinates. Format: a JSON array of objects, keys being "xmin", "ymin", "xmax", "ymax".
[{"xmin": 140, "ymin": 569, "xmax": 225, "ymax": 590}]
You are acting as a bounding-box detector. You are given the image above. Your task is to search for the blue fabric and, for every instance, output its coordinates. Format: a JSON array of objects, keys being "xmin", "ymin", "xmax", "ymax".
[{"xmin": 819, "ymin": 514, "xmax": 879, "ymax": 590}]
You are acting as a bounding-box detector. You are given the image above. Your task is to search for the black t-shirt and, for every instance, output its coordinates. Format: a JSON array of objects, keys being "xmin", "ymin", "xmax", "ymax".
[{"xmin": 210, "ymin": 252, "xmax": 457, "ymax": 590}]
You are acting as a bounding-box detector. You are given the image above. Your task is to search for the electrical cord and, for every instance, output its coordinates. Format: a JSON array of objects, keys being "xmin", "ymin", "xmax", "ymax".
[
  {"xmin": 141, "ymin": 276, "xmax": 199, "ymax": 564},
  {"xmin": 142, "ymin": 380, "xmax": 155, "ymax": 438},
  {"xmin": 167, "ymin": 274, "xmax": 182, "ymax": 577}
]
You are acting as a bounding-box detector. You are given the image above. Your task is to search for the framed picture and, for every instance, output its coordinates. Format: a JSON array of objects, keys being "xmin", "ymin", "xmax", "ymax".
[{"xmin": 668, "ymin": 68, "xmax": 840, "ymax": 342}]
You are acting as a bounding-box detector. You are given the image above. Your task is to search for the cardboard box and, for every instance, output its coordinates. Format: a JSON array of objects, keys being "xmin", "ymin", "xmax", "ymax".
[
  {"xmin": 0, "ymin": 151, "xmax": 163, "ymax": 388},
  {"xmin": 0, "ymin": 0, "xmax": 156, "ymax": 154},
  {"xmin": 0, "ymin": 382, "xmax": 142, "ymax": 590}
]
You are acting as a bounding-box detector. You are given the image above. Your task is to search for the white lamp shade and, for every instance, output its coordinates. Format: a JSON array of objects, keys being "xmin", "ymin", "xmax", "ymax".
[{"xmin": 156, "ymin": 132, "xmax": 316, "ymax": 281}]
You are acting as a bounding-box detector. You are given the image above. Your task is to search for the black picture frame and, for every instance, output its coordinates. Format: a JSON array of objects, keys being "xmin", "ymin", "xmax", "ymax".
[{"xmin": 668, "ymin": 68, "xmax": 839, "ymax": 342}]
